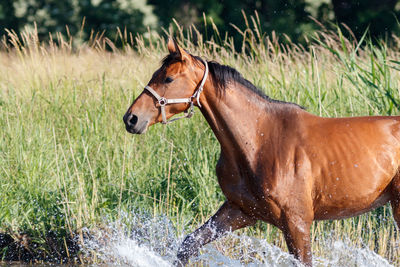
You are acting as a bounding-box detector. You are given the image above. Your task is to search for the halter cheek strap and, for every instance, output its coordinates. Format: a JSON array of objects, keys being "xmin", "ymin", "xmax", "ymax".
[{"xmin": 144, "ymin": 58, "xmax": 209, "ymax": 124}]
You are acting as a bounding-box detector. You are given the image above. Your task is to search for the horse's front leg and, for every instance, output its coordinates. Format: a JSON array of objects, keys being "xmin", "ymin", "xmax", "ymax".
[
  {"xmin": 175, "ymin": 201, "xmax": 256, "ymax": 266},
  {"xmin": 281, "ymin": 213, "xmax": 313, "ymax": 266}
]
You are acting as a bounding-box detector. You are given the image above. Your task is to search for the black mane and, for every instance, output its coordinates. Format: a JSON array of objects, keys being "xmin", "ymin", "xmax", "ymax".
[{"xmin": 161, "ymin": 53, "xmax": 304, "ymax": 109}]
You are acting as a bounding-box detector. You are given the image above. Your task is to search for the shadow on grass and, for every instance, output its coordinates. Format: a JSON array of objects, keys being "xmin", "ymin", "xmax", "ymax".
[{"xmin": 0, "ymin": 232, "xmax": 80, "ymax": 264}]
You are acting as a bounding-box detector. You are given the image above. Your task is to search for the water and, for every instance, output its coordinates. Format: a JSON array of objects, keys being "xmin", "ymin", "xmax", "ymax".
[{"xmin": 82, "ymin": 212, "xmax": 393, "ymax": 267}]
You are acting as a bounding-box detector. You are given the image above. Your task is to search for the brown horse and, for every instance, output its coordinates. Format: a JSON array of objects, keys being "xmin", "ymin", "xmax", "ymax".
[{"xmin": 123, "ymin": 39, "xmax": 400, "ymax": 266}]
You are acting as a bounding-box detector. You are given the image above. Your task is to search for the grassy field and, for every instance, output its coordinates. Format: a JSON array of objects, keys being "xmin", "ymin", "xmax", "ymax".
[{"xmin": 1, "ymin": 20, "xmax": 400, "ymax": 264}]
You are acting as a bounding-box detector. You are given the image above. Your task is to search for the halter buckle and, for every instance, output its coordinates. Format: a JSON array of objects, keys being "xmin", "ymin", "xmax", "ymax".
[
  {"xmin": 158, "ymin": 97, "xmax": 167, "ymax": 106},
  {"xmin": 185, "ymin": 102, "xmax": 195, "ymax": 118}
]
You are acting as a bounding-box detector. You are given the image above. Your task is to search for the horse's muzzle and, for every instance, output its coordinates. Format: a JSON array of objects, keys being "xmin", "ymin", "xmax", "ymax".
[{"xmin": 123, "ymin": 113, "xmax": 148, "ymax": 134}]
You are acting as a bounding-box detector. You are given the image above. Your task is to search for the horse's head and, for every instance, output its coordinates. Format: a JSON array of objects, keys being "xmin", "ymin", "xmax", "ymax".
[{"xmin": 123, "ymin": 38, "xmax": 208, "ymax": 134}]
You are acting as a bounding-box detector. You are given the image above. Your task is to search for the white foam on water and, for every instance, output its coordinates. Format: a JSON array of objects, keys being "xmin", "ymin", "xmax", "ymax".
[
  {"xmin": 82, "ymin": 212, "xmax": 395, "ymax": 267},
  {"xmin": 313, "ymin": 240, "xmax": 393, "ymax": 267},
  {"xmin": 112, "ymin": 238, "xmax": 170, "ymax": 267},
  {"xmin": 196, "ymin": 233, "xmax": 299, "ymax": 267},
  {"xmin": 82, "ymin": 212, "xmax": 179, "ymax": 266}
]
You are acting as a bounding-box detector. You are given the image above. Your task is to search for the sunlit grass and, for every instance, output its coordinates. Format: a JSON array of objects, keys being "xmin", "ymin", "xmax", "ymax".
[{"xmin": 0, "ymin": 17, "xmax": 400, "ymax": 264}]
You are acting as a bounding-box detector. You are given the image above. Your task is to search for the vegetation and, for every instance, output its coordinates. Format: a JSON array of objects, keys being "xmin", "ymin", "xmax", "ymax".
[
  {"xmin": 1, "ymin": 18, "xmax": 400, "ymax": 264},
  {"xmin": 1, "ymin": 0, "xmax": 400, "ymax": 44}
]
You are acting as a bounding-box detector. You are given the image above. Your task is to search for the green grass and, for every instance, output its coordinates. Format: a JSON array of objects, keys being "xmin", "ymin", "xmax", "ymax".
[{"xmin": 0, "ymin": 19, "xmax": 400, "ymax": 264}]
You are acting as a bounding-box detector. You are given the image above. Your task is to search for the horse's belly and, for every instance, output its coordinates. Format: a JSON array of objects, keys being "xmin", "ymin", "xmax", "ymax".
[
  {"xmin": 313, "ymin": 168, "xmax": 395, "ymax": 220},
  {"xmin": 314, "ymin": 190, "xmax": 392, "ymax": 220}
]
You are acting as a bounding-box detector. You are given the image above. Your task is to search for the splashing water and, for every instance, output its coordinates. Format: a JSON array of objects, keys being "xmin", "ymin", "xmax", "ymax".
[
  {"xmin": 82, "ymin": 212, "xmax": 393, "ymax": 267},
  {"xmin": 313, "ymin": 240, "xmax": 393, "ymax": 267}
]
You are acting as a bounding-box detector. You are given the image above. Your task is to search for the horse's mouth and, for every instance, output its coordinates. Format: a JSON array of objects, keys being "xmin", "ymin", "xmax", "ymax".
[{"xmin": 125, "ymin": 120, "xmax": 148, "ymax": 134}]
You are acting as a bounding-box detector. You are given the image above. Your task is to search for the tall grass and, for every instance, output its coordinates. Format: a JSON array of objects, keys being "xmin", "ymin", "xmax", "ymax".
[{"xmin": 0, "ymin": 17, "xmax": 400, "ymax": 264}]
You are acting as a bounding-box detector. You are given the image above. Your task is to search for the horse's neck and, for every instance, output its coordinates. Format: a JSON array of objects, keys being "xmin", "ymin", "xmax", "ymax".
[{"xmin": 199, "ymin": 82, "xmax": 275, "ymax": 162}]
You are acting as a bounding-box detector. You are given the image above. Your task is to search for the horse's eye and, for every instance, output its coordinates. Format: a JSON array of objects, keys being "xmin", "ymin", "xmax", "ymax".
[{"xmin": 165, "ymin": 77, "xmax": 173, "ymax": 83}]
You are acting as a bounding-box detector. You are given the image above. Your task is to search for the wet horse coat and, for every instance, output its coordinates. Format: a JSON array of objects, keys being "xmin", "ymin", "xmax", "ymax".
[{"xmin": 123, "ymin": 39, "xmax": 400, "ymax": 266}]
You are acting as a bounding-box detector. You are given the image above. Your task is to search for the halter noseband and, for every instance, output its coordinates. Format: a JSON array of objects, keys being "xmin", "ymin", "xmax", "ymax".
[{"xmin": 144, "ymin": 58, "xmax": 209, "ymax": 124}]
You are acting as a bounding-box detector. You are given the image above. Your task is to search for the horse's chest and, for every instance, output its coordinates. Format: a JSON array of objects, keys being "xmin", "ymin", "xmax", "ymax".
[{"xmin": 216, "ymin": 156, "xmax": 262, "ymax": 213}]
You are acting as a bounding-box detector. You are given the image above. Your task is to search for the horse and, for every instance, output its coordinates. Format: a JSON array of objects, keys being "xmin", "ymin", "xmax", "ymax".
[{"xmin": 123, "ymin": 38, "xmax": 400, "ymax": 266}]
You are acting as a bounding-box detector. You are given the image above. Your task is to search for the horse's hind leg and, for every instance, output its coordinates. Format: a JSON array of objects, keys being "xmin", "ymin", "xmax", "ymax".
[
  {"xmin": 175, "ymin": 201, "xmax": 256, "ymax": 266},
  {"xmin": 391, "ymin": 200, "xmax": 400, "ymax": 229},
  {"xmin": 390, "ymin": 174, "xmax": 400, "ymax": 229}
]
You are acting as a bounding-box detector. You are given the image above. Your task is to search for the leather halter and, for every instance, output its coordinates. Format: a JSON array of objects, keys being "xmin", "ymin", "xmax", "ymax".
[{"xmin": 144, "ymin": 58, "xmax": 209, "ymax": 124}]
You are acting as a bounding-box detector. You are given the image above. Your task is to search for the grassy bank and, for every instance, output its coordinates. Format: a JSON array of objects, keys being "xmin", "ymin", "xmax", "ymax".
[{"xmin": 1, "ymin": 20, "xmax": 400, "ymax": 264}]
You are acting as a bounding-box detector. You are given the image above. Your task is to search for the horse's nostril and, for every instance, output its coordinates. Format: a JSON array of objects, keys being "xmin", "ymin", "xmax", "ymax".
[
  {"xmin": 123, "ymin": 113, "xmax": 139, "ymax": 127},
  {"xmin": 129, "ymin": 114, "xmax": 138, "ymax": 126}
]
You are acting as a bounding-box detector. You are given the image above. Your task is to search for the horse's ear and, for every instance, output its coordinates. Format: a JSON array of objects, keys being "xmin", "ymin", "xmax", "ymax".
[
  {"xmin": 167, "ymin": 38, "xmax": 178, "ymax": 54},
  {"xmin": 167, "ymin": 38, "xmax": 189, "ymax": 61}
]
